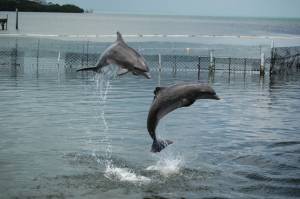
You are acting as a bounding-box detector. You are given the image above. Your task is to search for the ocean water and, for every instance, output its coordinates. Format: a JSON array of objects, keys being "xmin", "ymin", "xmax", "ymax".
[
  {"xmin": 0, "ymin": 68, "xmax": 299, "ymax": 199},
  {"xmin": 0, "ymin": 12, "xmax": 300, "ymax": 199},
  {"xmin": 1, "ymin": 12, "xmax": 300, "ymax": 46}
]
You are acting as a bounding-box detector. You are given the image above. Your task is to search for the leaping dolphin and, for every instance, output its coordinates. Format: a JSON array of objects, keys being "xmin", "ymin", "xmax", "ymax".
[
  {"xmin": 77, "ymin": 32, "xmax": 151, "ymax": 79},
  {"xmin": 147, "ymin": 83, "xmax": 220, "ymax": 153}
]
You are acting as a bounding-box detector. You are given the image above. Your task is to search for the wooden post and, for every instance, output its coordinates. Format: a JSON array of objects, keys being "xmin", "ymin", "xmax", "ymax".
[
  {"xmin": 16, "ymin": 8, "xmax": 19, "ymax": 30},
  {"xmin": 260, "ymin": 52, "xmax": 265, "ymax": 76},
  {"xmin": 197, "ymin": 56, "xmax": 201, "ymax": 80}
]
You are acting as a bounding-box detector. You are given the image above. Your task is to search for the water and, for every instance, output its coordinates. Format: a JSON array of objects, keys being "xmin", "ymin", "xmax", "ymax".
[
  {"xmin": 0, "ymin": 12, "xmax": 300, "ymax": 199},
  {"xmin": 0, "ymin": 67, "xmax": 299, "ymax": 198},
  {"xmin": 1, "ymin": 12, "xmax": 300, "ymax": 46}
]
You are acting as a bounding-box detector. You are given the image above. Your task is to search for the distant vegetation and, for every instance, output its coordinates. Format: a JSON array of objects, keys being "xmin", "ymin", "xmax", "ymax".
[{"xmin": 0, "ymin": 0, "xmax": 84, "ymax": 13}]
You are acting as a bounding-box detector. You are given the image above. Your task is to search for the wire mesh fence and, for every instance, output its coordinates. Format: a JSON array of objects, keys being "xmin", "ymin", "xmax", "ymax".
[
  {"xmin": 65, "ymin": 52, "xmax": 266, "ymax": 73},
  {"xmin": 0, "ymin": 37, "xmax": 272, "ymax": 77},
  {"xmin": 270, "ymin": 46, "xmax": 300, "ymax": 75}
]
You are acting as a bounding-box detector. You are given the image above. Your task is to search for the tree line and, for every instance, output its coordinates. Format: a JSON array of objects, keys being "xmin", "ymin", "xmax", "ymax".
[{"xmin": 0, "ymin": 0, "xmax": 84, "ymax": 13}]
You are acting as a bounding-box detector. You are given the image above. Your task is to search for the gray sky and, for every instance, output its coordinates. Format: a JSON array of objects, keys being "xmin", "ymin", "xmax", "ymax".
[{"xmin": 51, "ymin": 0, "xmax": 300, "ymax": 18}]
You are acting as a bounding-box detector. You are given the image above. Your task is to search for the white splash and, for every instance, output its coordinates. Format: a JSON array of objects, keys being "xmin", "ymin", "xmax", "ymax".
[
  {"xmin": 104, "ymin": 162, "xmax": 151, "ymax": 185},
  {"xmin": 146, "ymin": 153, "xmax": 184, "ymax": 177},
  {"xmin": 94, "ymin": 72, "xmax": 112, "ymax": 103}
]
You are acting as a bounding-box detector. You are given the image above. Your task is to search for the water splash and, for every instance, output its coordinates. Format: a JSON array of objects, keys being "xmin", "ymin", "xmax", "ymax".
[
  {"xmin": 89, "ymin": 67, "xmax": 152, "ymax": 185},
  {"xmin": 104, "ymin": 161, "xmax": 151, "ymax": 185},
  {"xmin": 82, "ymin": 70, "xmax": 114, "ymax": 166},
  {"xmin": 146, "ymin": 152, "xmax": 184, "ymax": 177}
]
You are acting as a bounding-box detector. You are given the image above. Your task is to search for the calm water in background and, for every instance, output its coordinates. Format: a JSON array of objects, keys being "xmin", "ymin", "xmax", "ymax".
[
  {"xmin": 0, "ymin": 12, "xmax": 300, "ymax": 199},
  {"xmin": 1, "ymin": 12, "xmax": 300, "ymax": 46}
]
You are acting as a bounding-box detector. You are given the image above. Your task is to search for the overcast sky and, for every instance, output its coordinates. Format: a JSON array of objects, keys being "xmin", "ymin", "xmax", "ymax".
[{"xmin": 50, "ymin": 0, "xmax": 300, "ymax": 18}]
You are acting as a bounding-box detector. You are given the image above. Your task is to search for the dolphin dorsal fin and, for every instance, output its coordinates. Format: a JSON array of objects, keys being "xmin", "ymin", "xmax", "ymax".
[
  {"xmin": 116, "ymin": 32, "xmax": 125, "ymax": 43},
  {"xmin": 154, "ymin": 87, "xmax": 166, "ymax": 96}
]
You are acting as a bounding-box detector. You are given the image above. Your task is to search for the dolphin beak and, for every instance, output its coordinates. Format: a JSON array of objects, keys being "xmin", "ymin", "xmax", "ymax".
[
  {"xmin": 144, "ymin": 72, "xmax": 151, "ymax": 79},
  {"xmin": 213, "ymin": 95, "xmax": 220, "ymax": 100}
]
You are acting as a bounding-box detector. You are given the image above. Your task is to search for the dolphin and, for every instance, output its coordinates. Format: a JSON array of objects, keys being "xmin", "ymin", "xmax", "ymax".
[
  {"xmin": 77, "ymin": 32, "xmax": 151, "ymax": 79},
  {"xmin": 147, "ymin": 83, "xmax": 220, "ymax": 153}
]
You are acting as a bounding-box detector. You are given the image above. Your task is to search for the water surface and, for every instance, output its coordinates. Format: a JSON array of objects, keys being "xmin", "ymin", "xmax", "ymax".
[{"xmin": 0, "ymin": 68, "xmax": 299, "ymax": 198}]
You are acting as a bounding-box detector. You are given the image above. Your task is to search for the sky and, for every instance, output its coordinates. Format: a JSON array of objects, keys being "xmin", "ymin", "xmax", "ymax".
[{"xmin": 50, "ymin": 0, "xmax": 300, "ymax": 18}]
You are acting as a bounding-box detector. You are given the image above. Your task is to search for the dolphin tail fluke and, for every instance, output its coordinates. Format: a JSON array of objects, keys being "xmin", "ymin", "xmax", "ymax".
[
  {"xmin": 76, "ymin": 67, "xmax": 98, "ymax": 72},
  {"xmin": 151, "ymin": 139, "xmax": 173, "ymax": 153}
]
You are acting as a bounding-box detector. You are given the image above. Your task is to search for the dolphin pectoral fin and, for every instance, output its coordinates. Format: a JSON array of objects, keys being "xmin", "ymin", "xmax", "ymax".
[
  {"xmin": 182, "ymin": 98, "xmax": 195, "ymax": 107},
  {"xmin": 76, "ymin": 66, "xmax": 98, "ymax": 72},
  {"xmin": 151, "ymin": 139, "xmax": 173, "ymax": 153},
  {"xmin": 117, "ymin": 67, "xmax": 129, "ymax": 76}
]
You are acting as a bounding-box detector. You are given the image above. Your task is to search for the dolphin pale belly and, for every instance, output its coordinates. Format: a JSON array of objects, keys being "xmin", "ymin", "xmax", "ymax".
[
  {"xmin": 77, "ymin": 32, "xmax": 151, "ymax": 79},
  {"xmin": 147, "ymin": 83, "xmax": 220, "ymax": 153}
]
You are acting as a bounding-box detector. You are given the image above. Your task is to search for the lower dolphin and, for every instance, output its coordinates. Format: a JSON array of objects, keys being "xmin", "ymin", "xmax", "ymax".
[{"xmin": 147, "ymin": 83, "xmax": 220, "ymax": 153}]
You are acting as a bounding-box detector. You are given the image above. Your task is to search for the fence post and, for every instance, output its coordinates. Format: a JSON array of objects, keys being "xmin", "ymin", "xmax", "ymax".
[
  {"xmin": 260, "ymin": 52, "xmax": 265, "ymax": 76},
  {"xmin": 197, "ymin": 56, "xmax": 201, "ymax": 80},
  {"xmin": 213, "ymin": 57, "xmax": 216, "ymax": 71},
  {"xmin": 11, "ymin": 39, "xmax": 18, "ymax": 76},
  {"xmin": 15, "ymin": 8, "xmax": 19, "ymax": 30},
  {"xmin": 173, "ymin": 55, "xmax": 177, "ymax": 76},
  {"xmin": 243, "ymin": 58, "xmax": 247, "ymax": 79},
  {"xmin": 209, "ymin": 50, "xmax": 214, "ymax": 71},
  {"xmin": 86, "ymin": 41, "xmax": 89, "ymax": 67},
  {"xmin": 270, "ymin": 40, "xmax": 275, "ymax": 76},
  {"xmin": 158, "ymin": 54, "xmax": 162, "ymax": 72},
  {"xmin": 5, "ymin": 14, "xmax": 8, "ymax": 30},
  {"xmin": 186, "ymin": 48, "xmax": 190, "ymax": 55},
  {"xmin": 228, "ymin": 57, "xmax": 231, "ymax": 72},
  {"xmin": 81, "ymin": 42, "xmax": 85, "ymax": 68},
  {"xmin": 158, "ymin": 54, "xmax": 161, "ymax": 86},
  {"xmin": 57, "ymin": 51, "xmax": 61, "ymax": 73},
  {"xmin": 36, "ymin": 39, "xmax": 40, "ymax": 76}
]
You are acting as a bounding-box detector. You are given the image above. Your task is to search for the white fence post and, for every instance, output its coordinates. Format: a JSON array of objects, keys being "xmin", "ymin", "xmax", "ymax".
[
  {"xmin": 158, "ymin": 54, "xmax": 161, "ymax": 86},
  {"xmin": 260, "ymin": 52, "xmax": 265, "ymax": 76},
  {"xmin": 210, "ymin": 50, "xmax": 214, "ymax": 70}
]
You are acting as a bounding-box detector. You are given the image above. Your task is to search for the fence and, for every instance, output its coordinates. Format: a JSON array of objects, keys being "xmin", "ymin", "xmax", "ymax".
[
  {"xmin": 0, "ymin": 37, "xmax": 279, "ymax": 78},
  {"xmin": 270, "ymin": 46, "xmax": 300, "ymax": 75},
  {"xmin": 65, "ymin": 52, "xmax": 268, "ymax": 73}
]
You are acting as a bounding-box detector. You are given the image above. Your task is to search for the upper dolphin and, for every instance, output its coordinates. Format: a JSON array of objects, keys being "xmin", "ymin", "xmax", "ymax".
[
  {"xmin": 147, "ymin": 83, "xmax": 220, "ymax": 153},
  {"xmin": 77, "ymin": 32, "xmax": 151, "ymax": 79}
]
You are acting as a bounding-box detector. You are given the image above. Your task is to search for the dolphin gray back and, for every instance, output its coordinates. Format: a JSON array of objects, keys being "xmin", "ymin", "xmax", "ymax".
[
  {"xmin": 107, "ymin": 32, "xmax": 149, "ymax": 72},
  {"xmin": 148, "ymin": 83, "xmax": 218, "ymax": 132}
]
